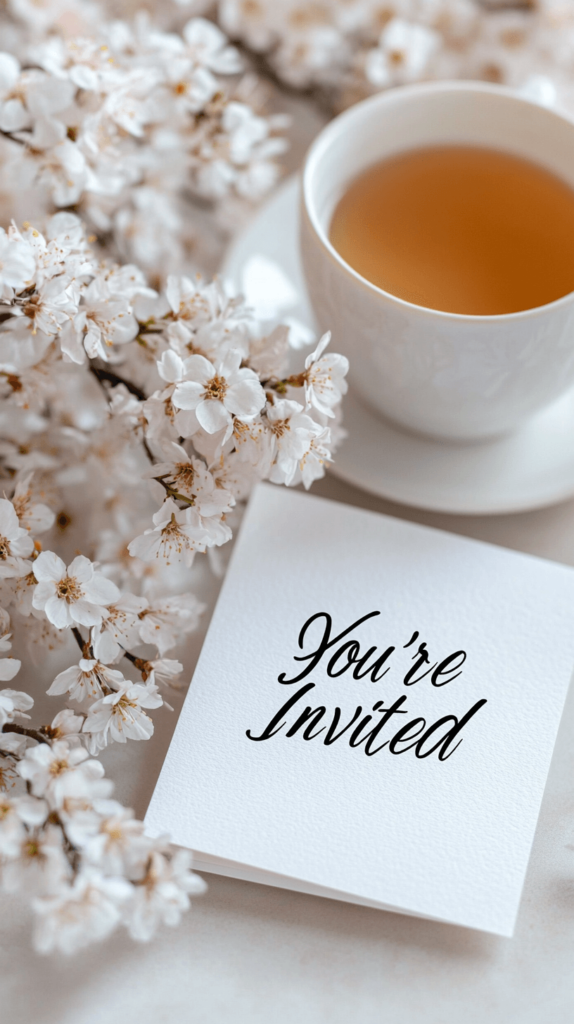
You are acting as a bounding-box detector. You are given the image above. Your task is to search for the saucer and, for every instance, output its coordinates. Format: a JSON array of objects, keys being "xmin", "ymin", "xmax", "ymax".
[{"xmin": 222, "ymin": 175, "xmax": 574, "ymax": 515}]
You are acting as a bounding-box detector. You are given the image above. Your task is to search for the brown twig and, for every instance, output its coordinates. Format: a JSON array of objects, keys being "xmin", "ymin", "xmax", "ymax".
[
  {"xmin": 0, "ymin": 128, "xmax": 27, "ymax": 147},
  {"xmin": 2, "ymin": 723, "xmax": 49, "ymax": 745},
  {"xmin": 121, "ymin": 648, "xmax": 151, "ymax": 679},
  {"xmin": 89, "ymin": 363, "xmax": 147, "ymax": 402},
  {"xmin": 152, "ymin": 474, "xmax": 194, "ymax": 506},
  {"xmin": 266, "ymin": 371, "xmax": 307, "ymax": 394}
]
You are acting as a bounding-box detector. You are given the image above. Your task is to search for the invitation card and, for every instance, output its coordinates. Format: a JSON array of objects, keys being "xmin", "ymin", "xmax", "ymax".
[{"xmin": 145, "ymin": 485, "xmax": 574, "ymax": 936}]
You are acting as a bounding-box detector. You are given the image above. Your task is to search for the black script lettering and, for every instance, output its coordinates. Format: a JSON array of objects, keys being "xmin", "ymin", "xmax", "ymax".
[
  {"xmin": 403, "ymin": 641, "xmax": 437, "ymax": 686},
  {"xmin": 349, "ymin": 705, "xmax": 381, "ymax": 747},
  {"xmin": 415, "ymin": 699, "xmax": 488, "ymax": 760},
  {"xmin": 246, "ymin": 682, "xmax": 315, "ymax": 741},
  {"xmin": 327, "ymin": 640, "xmax": 362, "ymax": 677},
  {"xmin": 326, "ymin": 639, "xmax": 395, "ymax": 682},
  {"xmin": 324, "ymin": 705, "xmax": 364, "ymax": 745},
  {"xmin": 286, "ymin": 704, "xmax": 327, "ymax": 740},
  {"xmin": 363, "ymin": 697, "xmax": 410, "ymax": 755},
  {"xmin": 352, "ymin": 645, "xmax": 395, "ymax": 682},
  {"xmin": 403, "ymin": 631, "xmax": 420, "ymax": 648},
  {"xmin": 278, "ymin": 611, "xmax": 380, "ymax": 685},
  {"xmin": 388, "ymin": 718, "xmax": 427, "ymax": 754},
  {"xmin": 325, "ymin": 638, "xmax": 396, "ymax": 679},
  {"xmin": 431, "ymin": 650, "xmax": 466, "ymax": 687}
]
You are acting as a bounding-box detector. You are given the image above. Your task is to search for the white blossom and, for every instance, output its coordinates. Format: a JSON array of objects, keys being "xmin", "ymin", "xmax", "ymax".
[
  {"xmin": 32, "ymin": 868, "xmax": 133, "ymax": 955},
  {"xmin": 18, "ymin": 739, "xmax": 106, "ymax": 807},
  {"xmin": 83, "ymin": 679, "xmax": 163, "ymax": 746},
  {"xmin": 32, "ymin": 552, "xmax": 120, "ymax": 629},
  {"xmin": 0, "ymin": 793, "xmax": 47, "ymax": 857},
  {"xmin": 145, "ymin": 659, "xmax": 183, "ymax": 688},
  {"xmin": 137, "ymin": 592, "xmax": 204, "ymax": 655},
  {"xmin": 147, "ymin": 442, "xmax": 235, "ymax": 546},
  {"xmin": 14, "ymin": 274, "xmax": 76, "ymax": 338},
  {"xmin": 0, "ymin": 227, "xmax": 36, "ymax": 295},
  {"xmin": 0, "ymin": 687, "xmax": 32, "ymax": 725},
  {"xmin": 0, "ymin": 498, "xmax": 34, "ymax": 578},
  {"xmin": 183, "ymin": 17, "xmax": 242, "ymax": 76},
  {"xmin": 304, "ymin": 332, "xmax": 349, "ymax": 418},
  {"xmin": 172, "ymin": 351, "xmax": 266, "ymax": 438},
  {"xmin": 78, "ymin": 802, "xmax": 150, "ymax": 875},
  {"xmin": 48, "ymin": 709, "xmax": 84, "ymax": 744},
  {"xmin": 266, "ymin": 398, "xmax": 330, "ymax": 487},
  {"xmin": 47, "ymin": 659, "xmax": 126, "ymax": 703},
  {"xmin": 128, "ymin": 498, "xmax": 209, "ymax": 567},
  {"xmin": 125, "ymin": 847, "xmax": 205, "ymax": 942},
  {"xmin": 74, "ymin": 279, "xmax": 139, "ymax": 362},
  {"xmin": 11, "ymin": 472, "xmax": 55, "ymax": 535},
  {"xmin": 90, "ymin": 593, "xmax": 147, "ymax": 664},
  {"xmin": 296, "ymin": 424, "xmax": 333, "ymax": 489},
  {"xmin": 0, "ymin": 630, "xmax": 22, "ymax": 682},
  {"xmin": 0, "ymin": 53, "xmax": 27, "ymax": 133},
  {"xmin": 365, "ymin": 19, "xmax": 441, "ymax": 88},
  {"xmin": 2, "ymin": 823, "xmax": 70, "ymax": 896}
]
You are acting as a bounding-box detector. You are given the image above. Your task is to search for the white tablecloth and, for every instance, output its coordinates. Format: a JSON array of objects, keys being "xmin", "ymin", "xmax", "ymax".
[{"xmin": 3, "ymin": 471, "xmax": 574, "ymax": 1024}]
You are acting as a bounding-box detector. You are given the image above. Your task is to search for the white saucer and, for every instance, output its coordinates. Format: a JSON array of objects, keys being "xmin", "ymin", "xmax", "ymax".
[{"xmin": 222, "ymin": 175, "xmax": 574, "ymax": 515}]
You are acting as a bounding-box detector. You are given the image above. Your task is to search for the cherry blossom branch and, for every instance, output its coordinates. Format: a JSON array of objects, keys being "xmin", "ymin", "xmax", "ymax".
[
  {"xmin": 89, "ymin": 364, "xmax": 147, "ymax": 402},
  {"xmin": 0, "ymin": 129, "xmax": 26, "ymax": 147},
  {"xmin": 2, "ymin": 723, "xmax": 49, "ymax": 745},
  {"xmin": 121, "ymin": 649, "xmax": 152, "ymax": 679},
  {"xmin": 88, "ymin": 363, "xmax": 158, "ymax": 467},
  {"xmin": 72, "ymin": 624, "xmax": 148, "ymax": 678},
  {"xmin": 0, "ymin": 11, "xmax": 347, "ymax": 956},
  {"xmin": 71, "ymin": 626, "xmax": 92, "ymax": 659},
  {"xmin": 151, "ymin": 474, "xmax": 195, "ymax": 506},
  {"xmin": 266, "ymin": 371, "xmax": 307, "ymax": 394}
]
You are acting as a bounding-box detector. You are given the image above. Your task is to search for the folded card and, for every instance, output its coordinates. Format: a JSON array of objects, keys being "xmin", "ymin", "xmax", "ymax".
[{"xmin": 145, "ymin": 484, "xmax": 574, "ymax": 936}]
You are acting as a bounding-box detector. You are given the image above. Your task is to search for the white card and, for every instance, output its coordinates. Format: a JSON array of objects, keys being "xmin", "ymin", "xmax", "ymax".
[{"xmin": 145, "ymin": 484, "xmax": 574, "ymax": 936}]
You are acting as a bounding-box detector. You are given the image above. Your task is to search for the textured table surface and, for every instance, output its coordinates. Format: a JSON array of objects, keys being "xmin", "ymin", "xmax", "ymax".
[{"xmin": 3, "ymin": 471, "xmax": 574, "ymax": 1024}]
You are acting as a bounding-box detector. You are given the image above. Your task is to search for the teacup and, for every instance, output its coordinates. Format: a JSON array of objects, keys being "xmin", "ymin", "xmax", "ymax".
[{"xmin": 300, "ymin": 81, "xmax": 574, "ymax": 441}]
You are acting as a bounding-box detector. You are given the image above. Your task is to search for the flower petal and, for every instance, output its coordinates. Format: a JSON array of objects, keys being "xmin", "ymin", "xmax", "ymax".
[
  {"xmin": 225, "ymin": 378, "xmax": 265, "ymax": 419},
  {"xmin": 45, "ymin": 594, "xmax": 73, "ymax": 629},
  {"xmin": 0, "ymin": 498, "xmax": 20, "ymax": 539},
  {"xmin": 172, "ymin": 381, "xmax": 204, "ymax": 411},
  {"xmin": 32, "ymin": 580, "xmax": 55, "ymax": 609},
  {"xmin": 33, "ymin": 551, "xmax": 66, "ymax": 584},
  {"xmin": 83, "ymin": 573, "xmax": 120, "ymax": 607},
  {"xmin": 71, "ymin": 600, "xmax": 104, "ymax": 628},
  {"xmin": 195, "ymin": 398, "xmax": 230, "ymax": 434},
  {"xmin": 157, "ymin": 349, "xmax": 185, "ymax": 384},
  {"xmin": 183, "ymin": 354, "xmax": 214, "ymax": 382},
  {"xmin": 67, "ymin": 555, "xmax": 94, "ymax": 584},
  {"xmin": 0, "ymin": 53, "xmax": 20, "ymax": 93},
  {"xmin": 0, "ymin": 658, "xmax": 20, "ymax": 681}
]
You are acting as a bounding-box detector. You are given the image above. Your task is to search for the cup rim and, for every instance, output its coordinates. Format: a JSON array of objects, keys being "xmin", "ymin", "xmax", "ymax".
[{"xmin": 302, "ymin": 80, "xmax": 574, "ymax": 323}]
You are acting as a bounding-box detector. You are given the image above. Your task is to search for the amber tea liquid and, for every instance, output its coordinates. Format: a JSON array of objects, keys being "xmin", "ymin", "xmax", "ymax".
[{"xmin": 329, "ymin": 146, "xmax": 574, "ymax": 316}]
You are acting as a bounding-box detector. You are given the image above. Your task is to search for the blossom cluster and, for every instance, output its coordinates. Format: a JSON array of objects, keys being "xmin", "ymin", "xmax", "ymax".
[
  {"xmin": 1, "ymin": 683, "xmax": 206, "ymax": 954},
  {"xmin": 0, "ymin": 5, "xmax": 288, "ymax": 279},
  {"xmin": 210, "ymin": 0, "xmax": 574, "ymax": 114},
  {"xmin": 0, "ymin": 203, "xmax": 347, "ymax": 951}
]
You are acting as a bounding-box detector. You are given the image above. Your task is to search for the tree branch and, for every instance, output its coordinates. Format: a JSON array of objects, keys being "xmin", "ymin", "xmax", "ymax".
[
  {"xmin": 152, "ymin": 474, "xmax": 194, "ymax": 506},
  {"xmin": 2, "ymin": 723, "xmax": 50, "ymax": 745},
  {"xmin": 0, "ymin": 128, "xmax": 26, "ymax": 147},
  {"xmin": 143, "ymin": 437, "xmax": 155, "ymax": 465},
  {"xmin": 71, "ymin": 626, "xmax": 85, "ymax": 653},
  {"xmin": 266, "ymin": 371, "xmax": 307, "ymax": 394},
  {"xmin": 122, "ymin": 648, "xmax": 151, "ymax": 679},
  {"xmin": 89, "ymin": 363, "xmax": 147, "ymax": 402}
]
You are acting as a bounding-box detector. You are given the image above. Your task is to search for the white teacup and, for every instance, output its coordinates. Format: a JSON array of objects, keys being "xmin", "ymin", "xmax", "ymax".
[{"xmin": 301, "ymin": 82, "xmax": 574, "ymax": 441}]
